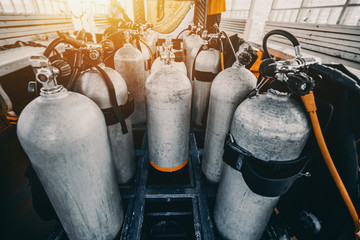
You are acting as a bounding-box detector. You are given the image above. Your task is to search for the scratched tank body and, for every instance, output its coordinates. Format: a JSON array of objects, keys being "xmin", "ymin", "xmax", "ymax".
[
  {"xmin": 115, "ymin": 43, "xmax": 147, "ymax": 125},
  {"xmin": 145, "ymin": 64, "xmax": 192, "ymax": 172}
]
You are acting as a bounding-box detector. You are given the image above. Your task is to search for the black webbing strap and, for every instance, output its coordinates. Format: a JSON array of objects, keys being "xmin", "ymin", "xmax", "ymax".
[
  {"xmin": 91, "ymin": 64, "xmax": 129, "ymax": 134},
  {"xmin": 223, "ymin": 134, "xmax": 308, "ymax": 197},
  {"xmin": 193, "ymin": 70, "xmax": 218, "ymax": 82},
  {"xmin": 0, "ymin": 40, "xmax": 47, "ymax": 51},
  {"xmin": 102, "ymin": 92, "xmax": 134, "ymax": 126}
]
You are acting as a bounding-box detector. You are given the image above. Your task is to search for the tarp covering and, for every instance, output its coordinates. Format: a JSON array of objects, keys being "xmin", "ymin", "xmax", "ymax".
[{"xmin": 147, "ymin": 0, "xmax": 194, "ymax": 34}]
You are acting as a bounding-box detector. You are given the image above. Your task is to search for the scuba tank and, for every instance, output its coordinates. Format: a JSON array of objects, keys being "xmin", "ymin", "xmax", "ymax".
[
  {"xmin": 183, "ymin": 25, "xmax": 203, "ymax": 80},
  {"xmin": 73, "ymin": 58, "xmax": 136, "ymax": 184},
  {"xmin": 151, "ymin": 38, "xmax": 186, "ymax": 74},
  {"xmin": 214, "ymin": 32, "xmax": 315, "ymax": 238},
  {"xmin": 260, "ymin": 30, "xmax": 360, "ymax": 239},
  {"xmin": 17, "ymin": 55, "xmax": 123, "ymax": 240},
  {"xmin": 145, "ymin": 46, "xmax": 192, "ymax": 172},
  {"xmin": 191, "ymin": 37, "xmax": 221, "ymax": 126},
  {"xmin": 115, "ymin": 30, "xmax": 147, "ymax": 125},
  {"xmin": 202, "ymin": 43, "xmax": 257, "ymax": 183},
  {"xmin": 214, "ymin": 83, "xmax": 311, "ymax": 240}
]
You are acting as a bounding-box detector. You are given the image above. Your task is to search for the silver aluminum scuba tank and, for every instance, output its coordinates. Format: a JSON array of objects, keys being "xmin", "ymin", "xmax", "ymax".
[
  {"xmin": 17, "ymin": 55, "xmax": 123, "ymax": 240},
  {"xmin": 115, "ymin": 31, "xmax": 147, "ymax": 125},
  {"xmin": 202, "ymin": 44, "xmax": 257, "ymax": 183},
  {"xmin": 191, "ymin": 39, "xmax": 221, "ymax": 126},
  {"xmin": 214, "ymin": 82, "xmax": 311, "ymax": 239},
  {"xmin": 183, "ymin": 26, "xmax": 203, "ymax": 80},
  {"xmin": 145, "ymin": 49, "xmax": 192, "ymax": 172},
  {"xmin": 151, "ymin": 38, "xmax": 186, "ymax": 74},
  {"xmin": 213, "ymin": 34, "xmax": 316, "ymax": 238},
  {"xmin": 73, "ymin": 65, "xmax": 136, "ymax": 184}
]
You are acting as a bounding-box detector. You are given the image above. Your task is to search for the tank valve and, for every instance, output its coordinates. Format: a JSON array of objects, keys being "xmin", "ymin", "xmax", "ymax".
[
  {"xmin": 160, "ymin": 37, "xmax": 175, "ymax": 65},
  {"xmin": 29, "ymin": 55, "xmax": 63, "ymax": 94},
  {"xmin": 287, "ymin": 72, "xmax": 315, "ymax": 96}
]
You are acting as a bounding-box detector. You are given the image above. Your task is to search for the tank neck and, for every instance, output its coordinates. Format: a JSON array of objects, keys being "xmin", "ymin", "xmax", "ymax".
[
  {"xmin": 232, "ymin": 61, "xmax": 245, "ymax": 69},
  {"xmin": 123, "ymin": 43, "xmax": 133, "ymax": 48},
  {"xmin": 40, "ymin": 86, "xmax": 67, "ymax": 98},
  {"xmin": 160, "ymin": 38, "xmax": 174, "ymax": 65},
  {"xmin": 267, "ymin": 88, "xmax": 290, "ymax": 101}
]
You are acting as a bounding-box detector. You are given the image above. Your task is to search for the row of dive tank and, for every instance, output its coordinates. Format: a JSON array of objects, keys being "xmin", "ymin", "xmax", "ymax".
[{"xmin": 17, "ymin": 25, "xmax": 313, "ymax": 240}]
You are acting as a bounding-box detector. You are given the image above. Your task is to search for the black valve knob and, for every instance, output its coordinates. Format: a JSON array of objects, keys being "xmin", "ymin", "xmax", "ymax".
[
  {"xmin": 52, "ymin": 59, "xmax": 71, "ymax": 78},
  {"xmin": 287, "ymin": 72, "xmax": 315, "ymax": 96},
  {"xmin": 259, "ymin": 58, "xmax": 277, "ymax": 78}
]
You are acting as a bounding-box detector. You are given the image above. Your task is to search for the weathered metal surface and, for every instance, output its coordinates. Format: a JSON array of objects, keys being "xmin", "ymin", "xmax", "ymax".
[
  {"xmin": 17, "ymin": 89, "xmax": 123, "ymax": 240},
  {"xmin": 115, "ymin": 43, "xmax": 147, "ymax": 125},
  {"xmin": 151, "ymin": 56, "xmax": 187, "ymax": 74},
  {"xmin": 214, "ymin": 89, "xmax": 310, "ymax": 240},
  {"xmin": 215, "ymin": 164, "xmax": 279, "ymax": 240},
  {"xmin": 74, "ymin": 67, "xmax": 136, "ymax": 184},
  {"xmin": 202, "ymin": 63, "xmax": 257, "ymax": 183},
  {"xmin": 145, "ymin": 65, "xmax": 192, "ymax": 170},
  {"xmin": 191, "ymin": 48, "xmax": 221, "ymax": 126}
]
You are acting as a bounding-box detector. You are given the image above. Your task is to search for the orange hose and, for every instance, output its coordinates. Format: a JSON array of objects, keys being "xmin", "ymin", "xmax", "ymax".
[
  {"xmin": 139, "ymin": 39, "xmax": 154, "ymax": 63},
  {"xmin": 220, "ymin": 51, "xmax": 224, "ymax": 71},
  {"xmin": 301, "ymin": 91, "xmax": 360, "ymax": 236}
]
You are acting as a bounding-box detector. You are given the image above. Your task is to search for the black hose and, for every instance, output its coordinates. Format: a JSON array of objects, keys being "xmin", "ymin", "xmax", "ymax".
[
  {"xmin": 262, "ymin": 29, "xmax": 300, "ymax": 59},
  {"xmin": 176, "ymin": 29, "xmax": 188, "ymax": 39},
  {"xmin": 66, "ymin": 67, "xmax": 79, "ymax": 90},
  {"xmin": 88, "ymin": 63, "xmax": 129, "ymax": 134},
  {"xmin": 43, "ymin": 38, "xmax": 63, "ymax": 57},
  {"xmin": 220, "ymin": 31, "xmax": 236, "ymax": 59},
  {"xmin": 43, "ymin": 36, "xmax": 85, "ymax": 57},
  {"xmin": 191, "ymin": 45, "xmax": 205, "ymax": 81},
  {"xmin": 66, "ymin": 55, "xmax": 79, "ymax": 90}
]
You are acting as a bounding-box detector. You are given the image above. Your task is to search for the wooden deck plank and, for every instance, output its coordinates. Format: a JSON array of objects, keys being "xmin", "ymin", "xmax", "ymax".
[
  {"xmin": 0, "ymin": 25, "xmax": 73, "ymax": 40},
  {"xmin": 0, "ymin": 13, "xmax": 71, "ymax": 21},
  {"xmin": 266, "ymin": 21, "xmax": 360, "ymax": 35},
  {"xmin": 0, "ymin": 46, "xmax": 46, "ymax": 77},
  {"xmin": 269, "ymin": 38, "xmax": 360, "ymax": 63},
  {"xmin": 265, "ymin": 25, "xmax": 360, "ymax": 42},
  {"xmin": 0, "ymin": 19, "xmax": 72, "ymax": 28},
  {"xmin": 270, "ymin": 36, "xmax": 360, "ymax": 55}
]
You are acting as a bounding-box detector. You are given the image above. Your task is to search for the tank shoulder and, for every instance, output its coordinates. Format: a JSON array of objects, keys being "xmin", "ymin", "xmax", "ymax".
[
  {"xmin": 114, "ymin": 45, "xmax": 144, "ymax": 61},
  {"xmin": 146, "ymin": 66, "xmax": 191, "ymax": 91}
]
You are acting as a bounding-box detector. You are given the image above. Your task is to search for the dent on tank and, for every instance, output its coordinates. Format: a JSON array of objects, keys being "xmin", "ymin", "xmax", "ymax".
[{"xmin": 0, "ymin": 0, "xmax": 359, "ymax": 240}]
